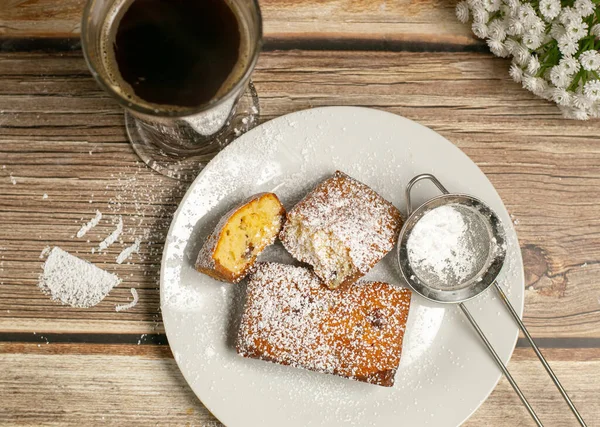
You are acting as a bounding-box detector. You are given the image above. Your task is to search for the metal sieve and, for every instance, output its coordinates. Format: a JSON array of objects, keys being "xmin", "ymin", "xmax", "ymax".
[{"xmin": 397, "ymin": 174, "xmax": 586, "ymax": 427}]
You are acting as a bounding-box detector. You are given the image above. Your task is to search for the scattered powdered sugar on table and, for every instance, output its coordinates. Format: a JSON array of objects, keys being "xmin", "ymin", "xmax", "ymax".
[
  {"xmin": 115, "ymin": 288, "xmax": 139, "ymax": 312},
  {"xmin": 77, "ymin": 210, "xmax": 103, "ymax": 238},
  {"xmin": 38, "ymin": 247, "xmax": 121, "ymax": 308},
  {"xmin": 116, "ymin": 238, "xmax": 141, "ymax": 264},
  {"xmin": 98, "ymin": 216, "xmax": 123, "ymax": 251},
  {"xmin": 407, "ymin": 205, "xmax": 490, "ymax": 286}
]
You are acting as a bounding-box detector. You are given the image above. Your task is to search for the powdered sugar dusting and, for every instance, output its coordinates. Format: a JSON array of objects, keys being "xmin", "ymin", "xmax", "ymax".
[
  {"xmin": 237, "ymin": 263, "xmax": 411, "ymax": 386},
  {"xmin": 38, "ymin": 247, "xmax": 121, "ymax": 308}
]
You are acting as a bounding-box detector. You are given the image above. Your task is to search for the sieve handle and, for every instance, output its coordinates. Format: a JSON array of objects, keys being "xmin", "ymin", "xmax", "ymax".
[
  {"xmin": 459, "ymin": 302, "xmax": 544, "ymax": 427},
  {"xmin": 494, "ymin": 282, "xmax": 587, "ymax": 426},
  {"xmin": 405, "ymin": 174, "xmax": 449, "ymax": 216}
]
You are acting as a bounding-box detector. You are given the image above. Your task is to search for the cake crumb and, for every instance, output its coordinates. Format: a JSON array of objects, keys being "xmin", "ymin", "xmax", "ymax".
[{"xmin": 42, "ymin": 193, "xmax": 48, "ymax": 200}]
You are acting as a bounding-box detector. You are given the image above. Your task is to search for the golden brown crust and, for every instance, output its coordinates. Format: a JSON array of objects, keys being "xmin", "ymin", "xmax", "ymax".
[
  {"xmin": 236, "ymin": 263, "xmax": 412, "ymax": 387},
  {"xmin": 195, "ymin": 193, "xmax": 285, "ymax": 283}
]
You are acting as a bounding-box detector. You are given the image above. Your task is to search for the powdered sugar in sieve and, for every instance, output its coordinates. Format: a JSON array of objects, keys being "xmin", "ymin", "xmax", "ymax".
[{"xmin": 406, "ymin": 203, "xmax": 498, "ymax": 291}]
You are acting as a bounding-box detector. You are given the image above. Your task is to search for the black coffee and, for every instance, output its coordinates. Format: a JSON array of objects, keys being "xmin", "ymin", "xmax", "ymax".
[{"xmin": 111, "ymin": 0, "xmax": 242, "ymax": 108}]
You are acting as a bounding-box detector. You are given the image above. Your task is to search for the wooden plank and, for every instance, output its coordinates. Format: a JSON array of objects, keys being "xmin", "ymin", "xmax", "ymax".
[
  {"xmin": 1, "ymin": 51, "xmax": 600, "ymax": 339},
  {"xmin": 0, "ymin": 0, "xmax": 478, "ymax": 49},
  {"xmin": 0, "ymin": 346, "xmax": 597, "ymax": 425}
]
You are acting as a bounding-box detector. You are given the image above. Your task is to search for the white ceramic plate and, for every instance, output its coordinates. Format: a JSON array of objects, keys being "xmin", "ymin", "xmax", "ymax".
[{"xmin": 161, "ymin": 107, "xmax": 524, "ymax": 427}]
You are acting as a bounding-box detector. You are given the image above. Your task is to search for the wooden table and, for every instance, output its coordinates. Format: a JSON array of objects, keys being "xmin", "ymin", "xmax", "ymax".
[{"xmin": 1, "ymin": 0, "xmax": 599, "ymax": 425}]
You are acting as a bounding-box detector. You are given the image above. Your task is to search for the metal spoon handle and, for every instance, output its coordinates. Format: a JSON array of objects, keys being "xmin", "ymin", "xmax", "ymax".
[
  {"xmin": 459, "ymin": 302, "xmax": 543, "ymax": 427},
  {"xmin": 493, "ymin": 282, "xmax": 587, "ymax": 426}
]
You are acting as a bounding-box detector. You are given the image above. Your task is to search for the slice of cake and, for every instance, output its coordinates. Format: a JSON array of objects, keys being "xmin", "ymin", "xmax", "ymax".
[
  {"xmin": 280, "ymin": 171, "xmax": 402, "ymax": 289},
  {"xmin": 236, "ymin": 263, "xmax": 412, "ymax": 387},
  {"xmin": 196, "ymin": 193, "xmax": 285, "ymax": 283}
]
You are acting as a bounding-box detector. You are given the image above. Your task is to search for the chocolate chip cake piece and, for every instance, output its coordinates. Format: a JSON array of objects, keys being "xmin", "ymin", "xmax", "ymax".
[{"xmin": 236, "ymin": 263, "xmax": 412, "ymax": 387}]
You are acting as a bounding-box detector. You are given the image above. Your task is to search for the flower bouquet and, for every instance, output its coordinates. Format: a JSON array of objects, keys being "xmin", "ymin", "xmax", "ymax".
[{"xmin": 457, "ymin": 0, "xmax": 600, "ymax": 119}]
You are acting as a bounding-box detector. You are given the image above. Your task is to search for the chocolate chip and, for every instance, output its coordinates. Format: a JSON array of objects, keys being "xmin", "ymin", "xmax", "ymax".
[
  {"xmin": 368, "ymin": 308, "xmax": 385, "ymax": 329},
  {"xmin": 243, "ymin": 243, "xmax": 255, "ymax": 259}
]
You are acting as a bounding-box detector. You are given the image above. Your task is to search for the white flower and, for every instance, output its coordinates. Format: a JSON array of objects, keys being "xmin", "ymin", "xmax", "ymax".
[
  {"xmin": 557, "ymin": 34, "xmax": 579, "ymax": 56},
  {"xmin": 472, "ymin": 22, "xmax": 489, "ymax": 39},
  {"xmin": 505, "ymin": 38, "xmax": 520, "ymax": 54},
  {"xmin": 499, "ymin": 4, "xmax": 513, "ymax": 17},
  {"xmin": 572, "ymin": 93, "xmax": 593, "ymax": 109},
  {"xmin": 591, "ymin": 24, "xmax": 600, "ymax": 38},
  {"xmin": 533, "ymin": 78, "xmax": 549, "ymax": 97},
  {"xmin": 487, "ymin": 39, "xmax": 509, "ymax": 57},
  {"xmin": 527, "ymin": 56, "xmax": 541, "ymax": 74},
  {"xmin": 506, "ymin": 0, "xmax": 521, "ymax": 13},
  {"xmin": 472, "ymin": 6, "xmax": 490, "ymax": 23},
  {"xmin": 541, "ymin": 88, "xmax": 554, "ymax": 101},
  {"xmin": 513, "ymin": 43, "xmax": 532, "ymax": 66},
  {"xmin": 488, "ymin": 20, "xmax": 507, "ymax": 41},
  {"xmin": 551, "ymin": 88, "xmax": 573, "ymax": 106},
  {"xmin": 559, "ymin": 7, "xmax": 582, "ymax": 26},
  {"xmin": 574, "ymin": 0, "xmax": 594, "ymax": 17},
  {"xmin": 523, "ymin": 32, "xmax": 543, "ymax": 49},
  {"xmin": 566, "ymin": 19, "xmax": 589, "ymax": 41},
  {"xmin": 509, "ymin": 63, "xmax": 524, "ymax": 83},
  {"xmin": 560, "ymin": 106, "xmax": 589, "ymax": 120},
  {"xmin": 518, "ymin": 4, "xmax": 537, "ymax": 24},
  {"xmin": 525, "ymin": 17, "xmax": 546, "ymax": 35},
  {"xmin": 522, "ymin": 73, "xmax": 536, "ymax": 91},
  {"xmin": 550, "ymin": 23, "xmax": 567, "ymax": 39},
  {"xmin": 583, "ymin": 80, "xmax": 600, "ymax": 100},
  {"xmin": 550, "ymin": 65, "xmax": 571, "ymax": 88},
  {"xmin": 507, "ymin": 18, "xmax": 525, "ymax": 36},
  {"xmin": 560, "ymin": 56, "xmax": 581, "ymax": 75},
  {"xmin": 456, "ymin": 1, "xmax": 470, "ymax": 24},
  {"xmin": 579, "ymin": 51, "xmax": 600, "ymax": 71},
  {"xmin": 539, "ymin": 0, "xmax": 561, "ymax": 21},
  {"xmin": 483, "ymin": 0, "xmax": 502, "ymax": 12},
  {"xmin": 522, "ymin": 74, "xmax": 548, "ymax": 96},
  {"xmin": 589, "ymin": 103, "xmax": 600, "ymax": 118}
]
